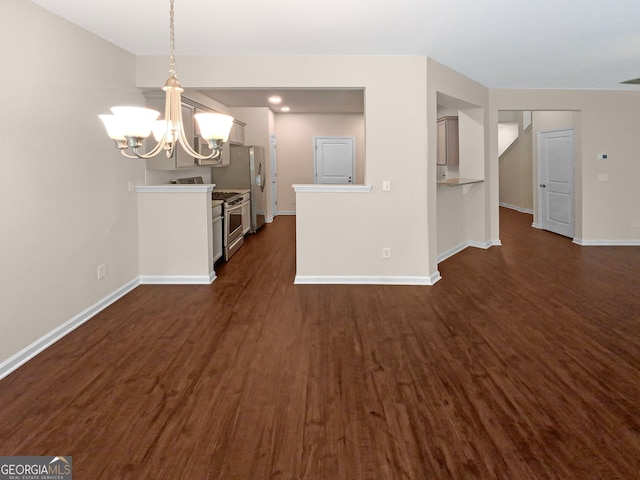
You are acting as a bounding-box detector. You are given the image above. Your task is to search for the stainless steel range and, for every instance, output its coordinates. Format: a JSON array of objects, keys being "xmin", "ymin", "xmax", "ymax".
[{"xmin": 212, "ymin": 190, "xmax": 250, "ymax": 261}]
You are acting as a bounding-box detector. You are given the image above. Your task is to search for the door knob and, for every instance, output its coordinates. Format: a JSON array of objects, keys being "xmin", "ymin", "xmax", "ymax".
[{"xmin": 539, "ymin": 184, "xmax": 546, "ymax": 188}]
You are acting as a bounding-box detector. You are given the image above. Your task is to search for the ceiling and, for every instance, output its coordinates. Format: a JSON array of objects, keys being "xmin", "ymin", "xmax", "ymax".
[{"xmin": 30, "ymin": 0, "xmax": 640, "ymax": 112}]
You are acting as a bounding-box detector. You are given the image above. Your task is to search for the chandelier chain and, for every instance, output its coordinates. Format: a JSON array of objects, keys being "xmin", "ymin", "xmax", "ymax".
[
  {"xmin": 99, "ymin": 0, "xmax": 232, "ymax": 162},
  {"xmin": 169, "ymin": 0, "xmax": 176, "ymax": 77}
]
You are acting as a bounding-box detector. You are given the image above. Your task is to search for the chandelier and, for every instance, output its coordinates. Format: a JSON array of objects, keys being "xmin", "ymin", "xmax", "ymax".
[{"xmin": 99, "ymin": 0, "xmax": 233, "ymax": 161}]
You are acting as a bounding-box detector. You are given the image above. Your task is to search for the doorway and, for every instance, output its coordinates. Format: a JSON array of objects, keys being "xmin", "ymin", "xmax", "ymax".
[
  {"xmin": 498, "ymin": 111, "xmax": 578, "ymax": 238},
  {"xmin": 313, "ymin": 136, "xmax": 355, "ymax": 184}
]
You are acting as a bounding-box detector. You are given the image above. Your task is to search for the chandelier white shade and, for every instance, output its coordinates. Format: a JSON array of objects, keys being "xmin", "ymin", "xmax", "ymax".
[
  {"xmin": 100, "ymin": 107, "xmax": 159, "ymax": 141},
  {"xmin": 194, "ymin": 113, "xmax": 234, "ymax": 142},
  {"xmin": 99, "ymin": 0, "xmax": 233, "ymax": 161}
]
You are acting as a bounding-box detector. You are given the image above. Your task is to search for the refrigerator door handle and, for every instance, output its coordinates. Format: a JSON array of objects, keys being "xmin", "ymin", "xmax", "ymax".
[{"xmin": 257, "ymin": 162, "xmax": 265, "ymax": 192}]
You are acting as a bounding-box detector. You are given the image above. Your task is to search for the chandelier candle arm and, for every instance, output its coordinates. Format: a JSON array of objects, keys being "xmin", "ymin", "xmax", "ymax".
[{"xmin": 98, "ymin": 0, "xmax": 233, "ymax": 161}]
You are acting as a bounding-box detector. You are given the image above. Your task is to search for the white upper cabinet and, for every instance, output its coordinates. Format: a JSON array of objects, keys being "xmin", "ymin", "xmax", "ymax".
[
  {"xmin": 143, "ymin": 92, "xmax": 246, "ymax": 170},
  {"xmin": 228, "ymin": 120, "xmax": 246, "ymax": 146}
]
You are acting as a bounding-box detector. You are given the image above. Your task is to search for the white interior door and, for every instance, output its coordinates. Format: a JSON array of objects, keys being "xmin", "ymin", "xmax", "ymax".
[
  {"xmin": 538, "ymin": 128, "xmax": 575, "ymax": 238},
  {"xmin": 314, "ymin": 137, "xmax": 355, "ymax": 184}
]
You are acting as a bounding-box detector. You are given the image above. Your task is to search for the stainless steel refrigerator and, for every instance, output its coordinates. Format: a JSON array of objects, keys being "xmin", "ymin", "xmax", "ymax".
[{"xmin": 212, "ymin": 145, "xmax": 266, "ymax": 232}]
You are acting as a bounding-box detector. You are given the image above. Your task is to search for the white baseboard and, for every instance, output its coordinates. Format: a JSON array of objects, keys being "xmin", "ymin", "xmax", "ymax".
[
  {"xmin": 500, "ymin": 202, "xmax": 534, "ymax": 215},
  {"xmin": 276, "ymin": 211, "xmax": 296, "ymax": 216},
  {"xmin": 294, "ymin": 273, "xmax": 441, "ymax": 285},
  {"xmin": 470, "ymin": 239, "xmax": 503, "ymax": 249},
  {"xmin": 0, "ymin": 278, "xmax": 140, "ymax": 381},
  {"xmin": 573, "ymin": 238, "xmax": 640, "ymax": 246},
  {"xmin": 437, "ymin": 239, "xmax": 502, "ymax": 263},
  {"xmin": 139, "ymin": 272, "xmax": 216, "ymax": 284},
  {"xmin": 531, "ymin": 228, "xmax": 638, "ymax": 246},
  {"xmin": 438, "ymin": 243, "xmax": 468, "ymax": 263}
]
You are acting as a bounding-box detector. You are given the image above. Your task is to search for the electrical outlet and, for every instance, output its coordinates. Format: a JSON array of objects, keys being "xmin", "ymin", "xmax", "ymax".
[
  {"xmin": 382, "ymin": 180, "xmax": 391, "ymax": 192},
  {"xmin": 128, "ymin": 180, "xmax": 135, "ymax": 192},
  {"xmin": 97, "ymin": 264, "xmax": 107, "ymax": 279},
  {"xmin": 382, "ymin": 248, "xmax": 391, "ymax": 259}
]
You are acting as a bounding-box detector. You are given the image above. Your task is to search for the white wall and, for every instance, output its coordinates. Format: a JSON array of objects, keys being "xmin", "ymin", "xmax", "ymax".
[
  {"xmin": 0, "ymin": 1, "xmax": 143, "ymax": 368},
  {"xmin": 499, "ymin": 112, "xmax": 533, "ymax": 212},
  {"xmin": 428, "ymin": 60, "xmax": 494, "ymax": 265},
  {"xmin": 491, "ymin": 90, "xmax": 640, "ymax": 243},
  {"xmin": 137, "ymin": 190, "xmax": 213, "ymax": 279},
  {"xmin": 498, "ymin": 122, "xmax": 519, "ymax": 156},
  {"xmin": 137, "ymin": 56, "xmax": 436, "ymax": 282},
  {"xmin": 274, "ymin": 113, "xmax": 365, "ymax": 213}
]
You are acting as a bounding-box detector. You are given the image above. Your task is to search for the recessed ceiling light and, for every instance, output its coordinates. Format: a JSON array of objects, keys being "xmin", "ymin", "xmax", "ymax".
[
  {"xmin": 268, "ymin": 95, "xmax": 282, "ymax": 104},
  {"xmin": 281, "ymin": 106, "xmax": 290, "ymax": 112}
]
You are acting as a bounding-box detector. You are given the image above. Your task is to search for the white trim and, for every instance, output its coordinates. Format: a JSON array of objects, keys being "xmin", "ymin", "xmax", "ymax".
[
  {"xmin": 429, "ymin": 271, "xmax": 442, "ymax": 284},
  {"xmin": 470, "ymin": 239, "xmax": 503, "ymax": 249},
  {"xmin": 499, "ymin": 202, "xmax": 534, "ymax": 215},
  {"xmin": 532, "ymin": 228, "xmax": 640, "ymax": 246},
  {"xmin": 270, "ymin": 133, "xmax": 278, "ymax": 218},
  {"xmin": 292, "ymin": 184, "xmax": 372, "ymax": 193},
  {"xmin": 573, "ymin": 238, "xmax": 640, "ymax": 246},
  {"xmin": 437, "ymin": 240, "xmax": 502, "ymax": 263},
  {"xmin": 294, "ymin": 273, "xmax": 441, "ymax": 286},
  {"xmin": 139, "ymin": 273, "xmax": 216, "ymax": 285},
  {"xmin": 135, "ymin": 184, "xmax": 214, "ymax": 193},
  {"xmin": 276, "ymin": 211, "xmax": 296, "ymax": 216},
  {"xmin": 438, "ymin": 243, "xmax": 468, "ymax": 263},
  {"xmin": 0, "ymin": 278, "xmax": 140, "ymax": 381}
]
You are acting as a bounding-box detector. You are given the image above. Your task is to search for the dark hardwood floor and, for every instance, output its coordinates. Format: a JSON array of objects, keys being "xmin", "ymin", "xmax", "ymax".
[{"xmin": 1, "ymin": 208, "xmax": 640, "ymax": 479}]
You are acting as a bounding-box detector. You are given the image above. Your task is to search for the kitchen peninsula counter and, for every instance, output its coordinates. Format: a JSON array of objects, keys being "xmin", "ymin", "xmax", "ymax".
[
  {"xmin": 436, "ymin": 178, "xmax": 483, "ymax": 187},
  {"xmin": 136, "ymin": 184, "xmax": 216, "ymax": 284}
]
